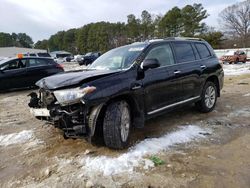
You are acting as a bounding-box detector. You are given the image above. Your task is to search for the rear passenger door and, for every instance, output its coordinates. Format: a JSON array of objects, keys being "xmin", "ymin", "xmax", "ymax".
[
  {"xmin": 172, "ymin": 42, "xmax": 201, "ymax": 100},
  {"xmin": 194, "ymin": 42, "xmax": 215, "ymax": 93},
  {"xmin": 142, "ymin": 43, "xmax": 183, "ymax": 114},
  {"xmin": 26, "ymin": 58, "xmax": 54, "ymax": 85}
]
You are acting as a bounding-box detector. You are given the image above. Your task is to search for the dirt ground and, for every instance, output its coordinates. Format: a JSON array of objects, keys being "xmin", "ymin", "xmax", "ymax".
[{"xmin": 0, "ymin": 63, "xmax": 250, "ymax": 188}]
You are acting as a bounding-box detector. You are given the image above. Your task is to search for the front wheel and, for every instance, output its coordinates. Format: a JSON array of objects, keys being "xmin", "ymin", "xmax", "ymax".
[
  {"xmin": 196, "ymin": 81, "xmax": 217, "ymax": 113},
  {"xmin": 103, "ymin": 101, "xmax": 131, "ymax": 149}
]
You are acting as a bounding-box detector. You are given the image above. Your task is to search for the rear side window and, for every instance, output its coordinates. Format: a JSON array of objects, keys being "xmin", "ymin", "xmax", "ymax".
[
  {"xmin": 28, "ymin": 59, "xmax": 50, "ymax": 67},
  {"xmin": 173, "ymin": 42, "xmax": 195, "ymax": 63},
  {"xmin": 145, "ymin": 44, "xmax": 175, "ymax": 66},
  {"xmin": 195, "ymin": 43, "xmax": 211, "ymax": 59}
]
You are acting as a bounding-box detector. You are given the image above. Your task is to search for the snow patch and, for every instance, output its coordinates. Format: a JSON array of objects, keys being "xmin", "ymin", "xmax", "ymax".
[
  {"xmin": 0, "ymin": 130, "xmax": 40, "ymax": 147},
  {"xmin": 223, "ymin": 62, "xmax": 250, "ymax": 76},
  {"xmin": 228, "ymin": 108, "xmax": 250, "ymax": 118},
  {"xmin": 80, "ymin": 125, "xmax": 210, "ymax": 176},
  {"xmin": 243, "ymin": 93, "xmax": 250, "ymax": 97}
]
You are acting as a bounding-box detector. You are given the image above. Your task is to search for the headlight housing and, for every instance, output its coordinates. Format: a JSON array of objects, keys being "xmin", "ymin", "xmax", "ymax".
[{"xmin": 53, "ymin": 86, "xmax": 96, "ymax": 105}]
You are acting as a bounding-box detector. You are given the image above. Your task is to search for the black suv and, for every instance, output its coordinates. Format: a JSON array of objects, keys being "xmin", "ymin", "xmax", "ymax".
[
  {"xmin": 28, "ymin": 38, "xmax": 224, "ymax": 149},
  {"xmin": 78, "ymin": 52, "xmax": 101, "ymax": 65}
]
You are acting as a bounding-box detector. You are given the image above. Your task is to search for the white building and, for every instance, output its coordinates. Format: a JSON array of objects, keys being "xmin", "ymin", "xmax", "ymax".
[{"xmin": 0, "ymin": 47, "xmax": 46, "ymax": 58}]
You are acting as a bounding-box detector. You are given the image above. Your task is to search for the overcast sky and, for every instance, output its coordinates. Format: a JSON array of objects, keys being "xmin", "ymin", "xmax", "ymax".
[{"xmin": 0, "ymin": 0, "xmax": 243, "ymax": 42}]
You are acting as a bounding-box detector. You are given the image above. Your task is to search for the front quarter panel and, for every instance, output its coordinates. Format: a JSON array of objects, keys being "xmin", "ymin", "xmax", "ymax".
[{"xmin": 83, "ymin": 68, "xmax": 142, "ymax": 106}]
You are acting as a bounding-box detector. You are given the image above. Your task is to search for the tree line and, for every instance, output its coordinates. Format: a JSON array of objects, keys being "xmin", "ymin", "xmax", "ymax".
[
  {"xmin": 0, "ymin": 1, "xmax": 249, "ymax": 54},
  {"xmin": 0, "ymin": 32, "xmax": 33, "ymax": 48},
  {"xmin": 35, "ymin": 3, "xmax": 225, "ymax": 54}
]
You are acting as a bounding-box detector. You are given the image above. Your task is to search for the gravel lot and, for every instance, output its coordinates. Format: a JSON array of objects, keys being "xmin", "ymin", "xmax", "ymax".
[{"xmin": 0, "ymin": 62, "xmax": 250, "ymax": 188}]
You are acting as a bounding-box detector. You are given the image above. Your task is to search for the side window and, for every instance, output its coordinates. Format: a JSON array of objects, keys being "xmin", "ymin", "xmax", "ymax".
[
  {"xmin": 28, "ymin": 59, "xmax": 37, "ymax": 67},
  {"xmin": 195, "ymin": 43, "xmax": 211, "ymax": 59},
  {"xmin": 28, "ymin": 59, "xmax": 49, "ymax": 67},
  {"xmin": 36, "ymin": 59, "xmax": 50, "ymax": 66},
  {"xmin": 1, "ymin": 59, "xmax": 26, "ymax": 70},
  {"xmin": 173, "ymin": 42, "xmax": 196, "ymax": 63},
  {"xmin": 145, "ymin": 44, "xmax": 175, "ymax": 66},
  {"xmin": 239, "ymin": 51, "xmax": 245, "ymax": 55}
]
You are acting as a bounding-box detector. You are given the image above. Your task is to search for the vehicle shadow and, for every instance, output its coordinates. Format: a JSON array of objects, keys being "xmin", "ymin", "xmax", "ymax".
[{"xmin": 130, "ymin": 104, "xmax": 208, "ymax": 146}]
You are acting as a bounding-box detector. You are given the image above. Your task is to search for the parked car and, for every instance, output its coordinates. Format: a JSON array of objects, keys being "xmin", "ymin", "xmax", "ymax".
[
  {"xmin": 0, "ymin": 57, "xmax": 64, "ymax": 91},
  {"xmin": 64, "ymin": 55, "xmax": 74, "ymax": 62},
  {"xmin": 74, "ymin": 54, "xmax": 84, "ymax": 62},
  {"xmin": 23, "ymin": 52, "xmax": 51, "ymax": 58},
  {"xmin": 28, "ymin": 38, "xmax": 224, "ymax": 149},
  {"xmin": 220, "ymin": 50, "xmax": 247, "ymax": 64},
  {"xmin": 78, "ymin": 52, "xmax": 101, "ymax": 65}
]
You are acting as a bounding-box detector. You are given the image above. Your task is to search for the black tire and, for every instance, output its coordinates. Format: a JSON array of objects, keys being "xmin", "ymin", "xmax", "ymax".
[
  {"xmin": 103, "ymin": 101, "xmax": 131, "ymax": 149},
  {"xmin": 235, "ymin": 58, "xmax": 239, "ymax": 64},
  {"xmin": 196, "ymin": 81, "xmax": 217, "ymax": 113},
  {"xmin": 243, "ymin": 58, "xmax": 247, "ymax": 63}
]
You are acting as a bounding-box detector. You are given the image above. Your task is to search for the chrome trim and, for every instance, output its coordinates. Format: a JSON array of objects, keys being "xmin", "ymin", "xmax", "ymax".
[
  {"xmin": 174, "ymin": 70, "xmax": 181, "ymax": 74},
  {"xmin": 147, "ymin": 96, "xmax": 200, "ymax": 115},
  {"xmin": 131, "ymin": 85, "xmax": 142, "ymax": 90}
]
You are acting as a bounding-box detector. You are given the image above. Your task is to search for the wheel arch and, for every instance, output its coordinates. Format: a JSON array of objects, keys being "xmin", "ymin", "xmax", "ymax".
[
  {"xmin": 205, "ymin": 75, "xmax": 220, "ymax": 97},
  {"xmin": 88, "ymin": 94, "xmax": 144, "ymax": 140}
]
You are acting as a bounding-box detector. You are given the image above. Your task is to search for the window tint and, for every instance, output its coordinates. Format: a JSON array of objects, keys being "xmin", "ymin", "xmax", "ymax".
[
  {"xmin": 28, "ymin": 59, "xmax": 49, "ymax": 67},
  {"xmin": 195, "ymin": 43, "xmax": 211, "ymax": 59},
  {"xmin": 1, "ymin": 59, "xmax": 27, "ymax": 70},
  {"xmin": 173, "ymin": 42, "xmax": 196, "ymax": 63},
  {"xmin": 145, "ymin": 44, "xmax": 175, "ymax": 66}
]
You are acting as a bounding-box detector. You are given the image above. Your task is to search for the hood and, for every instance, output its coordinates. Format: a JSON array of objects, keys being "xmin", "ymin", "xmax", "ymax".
[{"xmin": 36, "ymin": 69, "xmax": 119, "ymax": 90}]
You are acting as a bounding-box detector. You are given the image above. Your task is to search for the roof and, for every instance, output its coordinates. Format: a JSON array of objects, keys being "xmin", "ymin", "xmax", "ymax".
[
  {"xmin": 0, "ymin": 56, "xmax": 53, "ymax": 65},
  {"xmin": 0, "ymin": 47, "xmax": 46, "ymax": 58},
  {"xmin": 50, "ymin": 51, "xmax": 71, "ymax": 55}
]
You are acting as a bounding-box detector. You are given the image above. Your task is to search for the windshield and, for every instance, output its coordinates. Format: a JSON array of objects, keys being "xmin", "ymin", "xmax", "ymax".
[
  {"xmin": 0, "ymin": 57, "xmax": 13, "ymax": 65},
  {"xmin": 88, "ymin": 44, "xmax": 147, "ymax": 70}
]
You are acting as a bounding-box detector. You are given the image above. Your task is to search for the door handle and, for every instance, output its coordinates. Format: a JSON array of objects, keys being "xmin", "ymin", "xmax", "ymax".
[
  {"xmin": 174, "ymin": 70, "xmax": 181, "ymax": 74},
  {"xmin": 200, "ymin": 65, "xmax": 207, "ymax": 69}
]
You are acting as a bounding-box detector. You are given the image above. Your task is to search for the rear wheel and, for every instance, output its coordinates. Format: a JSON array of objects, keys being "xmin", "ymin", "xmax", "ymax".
[
  {"xmin": 243, "ymin": 58, "xmax": 247, "ymax": 63},
  {"xmin": 235, "ymin": 58, "xmax": 239, "ymax": 64},
  {"xmin": 196, "ymin": 81, "xmax": 217, "ymax": 113},
  {"xmin": 103, "ymin": 101, "xmax": 131, "ymax": 149}
]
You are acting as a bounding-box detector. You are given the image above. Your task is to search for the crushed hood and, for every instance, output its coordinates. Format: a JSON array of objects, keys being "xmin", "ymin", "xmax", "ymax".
[{"xmin": 36, "ymin": 69, "xmax": 119, "ymax": 90}]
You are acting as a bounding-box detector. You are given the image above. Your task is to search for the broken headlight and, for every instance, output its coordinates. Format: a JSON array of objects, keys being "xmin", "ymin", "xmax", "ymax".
[{"xmin": 53, "ymin": 86, "xmax": 96, "ymax": 105}]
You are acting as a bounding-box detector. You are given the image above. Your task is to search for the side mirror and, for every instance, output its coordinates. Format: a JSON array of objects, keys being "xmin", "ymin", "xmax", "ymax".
[{"xmin": 141, "ymin": 59, "xmax": 160, "ymax": 71}]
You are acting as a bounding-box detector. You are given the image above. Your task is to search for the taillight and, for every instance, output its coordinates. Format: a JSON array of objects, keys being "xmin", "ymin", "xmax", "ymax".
[{"xmin": 56, "ymin": 63, "xmax": 64, "ymax": 69}]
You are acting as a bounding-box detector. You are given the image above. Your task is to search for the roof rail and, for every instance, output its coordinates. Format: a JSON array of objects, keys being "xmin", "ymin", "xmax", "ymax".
[
  {"xmin": 148, "ymin": 39, "xmax": 164, "ymax": 42},
  {"xmin": 165, "ymin": 37, "xmax": 205, "ymax": 41}
]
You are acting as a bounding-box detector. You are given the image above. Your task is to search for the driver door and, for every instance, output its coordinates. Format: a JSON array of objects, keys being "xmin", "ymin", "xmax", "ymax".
[
  {"xmin": 142, "ymin": 43, "xmax": 183, "ymax": 114},
  {"xmin": 0, "ymin": 59, "xmax": 28, "ymax": 90}
]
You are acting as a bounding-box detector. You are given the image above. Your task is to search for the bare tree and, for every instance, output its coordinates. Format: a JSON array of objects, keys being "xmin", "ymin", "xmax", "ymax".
[{"xmin": 219, "ymin": 0, "xmax": 250, "ymax": 47}]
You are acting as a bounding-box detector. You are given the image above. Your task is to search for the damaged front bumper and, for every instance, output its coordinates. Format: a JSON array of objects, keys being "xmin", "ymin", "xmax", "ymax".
[{"xmin": 28, "ymin": 89, "xmax": 90, "ymax": 138}]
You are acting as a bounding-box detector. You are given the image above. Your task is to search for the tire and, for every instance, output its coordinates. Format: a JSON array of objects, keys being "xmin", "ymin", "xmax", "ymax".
[
  {"xmin": 243, "ymin": 58, "xmax": 247, "ymax": 63},
  {"xmin": 196, "ymin": 81, "xmax": 217, "ymax": 113},
  {"xmin": 103, "ymin": 101, "xmax": 131, "ymax": 149},
  {"xmin": 235, "ymin": 58, "xmax": 239, "ymax": 64}
]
